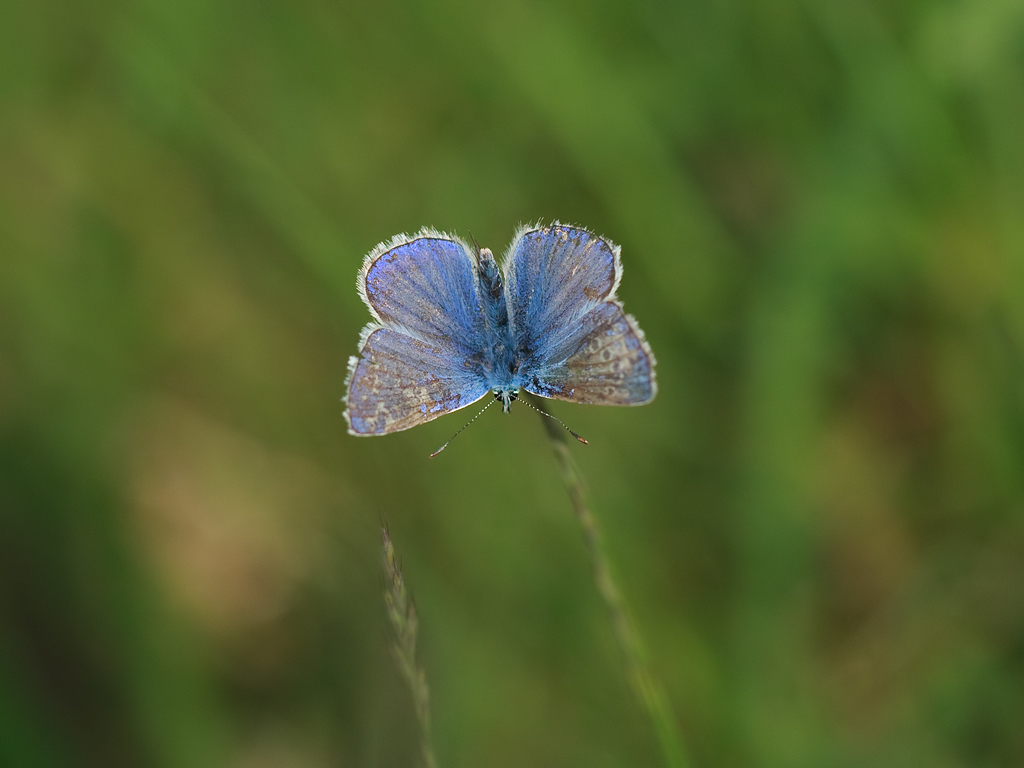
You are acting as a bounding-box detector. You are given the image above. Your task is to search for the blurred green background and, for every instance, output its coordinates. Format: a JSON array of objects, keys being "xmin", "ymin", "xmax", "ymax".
[{"xmin": 2, "ymin": 0, "xmax": 1024, "ymax": 766}]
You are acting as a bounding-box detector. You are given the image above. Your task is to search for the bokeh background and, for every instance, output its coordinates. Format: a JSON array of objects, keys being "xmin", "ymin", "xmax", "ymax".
[{"xmin": 2, "ymin": 0, "xmax": 1024, "ymax": 766}]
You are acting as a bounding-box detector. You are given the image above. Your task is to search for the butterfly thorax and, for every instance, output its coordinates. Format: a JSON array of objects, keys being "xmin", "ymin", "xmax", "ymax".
[{"xmin": 477, "ymin": 248, "xmax": 522, "ymax": 412}]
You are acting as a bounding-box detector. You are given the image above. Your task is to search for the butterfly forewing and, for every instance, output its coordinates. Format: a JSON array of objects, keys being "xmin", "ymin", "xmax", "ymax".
[
  {"xmin": 361, "ymin": 234, "xmax": 486, "ymax": 350},
  {"xmin": 503, "ymin": 225, "xmax": 618, "ymax": 361}
]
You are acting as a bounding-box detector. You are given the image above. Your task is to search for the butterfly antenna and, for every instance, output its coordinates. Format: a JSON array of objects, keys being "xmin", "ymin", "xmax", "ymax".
[
  {"xmin": 514, "ymin": 395, "xmax": 588, "ymax": 445},
  {"xmin": 429, "ymin": 398, "xmax": 499, "ymax": 458}
]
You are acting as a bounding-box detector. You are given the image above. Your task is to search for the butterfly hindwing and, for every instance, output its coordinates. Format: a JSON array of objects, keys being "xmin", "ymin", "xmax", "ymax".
[
  {"xmin": 345, "ymin": 329, "xmax": 489, "ymax": 435},
  {"xmin": 523, "ymin": 302, "xmax": 656, "ymax": 405}
]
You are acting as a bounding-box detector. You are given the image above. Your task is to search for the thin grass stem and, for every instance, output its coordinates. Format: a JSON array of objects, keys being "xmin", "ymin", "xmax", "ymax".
[
  {"xmin": 524, "ymin": 393, "xmax": 690, "ymax": 768},
  {"xmin": 382, "ymin": 526, "xmax": 439, "ymax": 768}
]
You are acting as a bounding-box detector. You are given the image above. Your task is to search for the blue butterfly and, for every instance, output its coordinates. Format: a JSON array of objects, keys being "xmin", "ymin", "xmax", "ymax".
[{"xmin": 343, "ymin": 223, "xmax": 656, "ymax": 437}]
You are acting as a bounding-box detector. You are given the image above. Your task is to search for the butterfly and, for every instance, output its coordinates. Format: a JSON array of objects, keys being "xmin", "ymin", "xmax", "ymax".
[{"xmin": 343, "ymin": 222, "xmax": 656, "ymax": 438}]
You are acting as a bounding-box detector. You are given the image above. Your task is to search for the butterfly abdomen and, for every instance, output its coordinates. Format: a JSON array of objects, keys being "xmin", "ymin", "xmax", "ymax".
[
  {"xmin": 477, "ymin": 249, "xmax": 509, "ymax": 330},
  {"xmin": 477, "ymin": 248, "xmax": 518, "ymax": 391}
]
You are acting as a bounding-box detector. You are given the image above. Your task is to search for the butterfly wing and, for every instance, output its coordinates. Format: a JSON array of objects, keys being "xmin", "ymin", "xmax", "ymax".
[
  {"xmin": 344, "ymin": 231, "xmax": 491, "ymax": 435},
  {"xmin": 503, "ymin": 223, "xmax": 656, "ymax": 405},
  {"xmin": 345, "ymin": 328, "xmax": 490, "ymax": 435}
]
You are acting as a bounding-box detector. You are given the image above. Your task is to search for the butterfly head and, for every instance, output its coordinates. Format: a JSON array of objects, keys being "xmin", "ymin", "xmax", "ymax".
[
  {"xmin": 495, "ymin": 387, "xmax": 518, "ymax": 413},
  {"xmin": 493, "ymin": 391, "xmax": 516, "ymax": 415}
]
